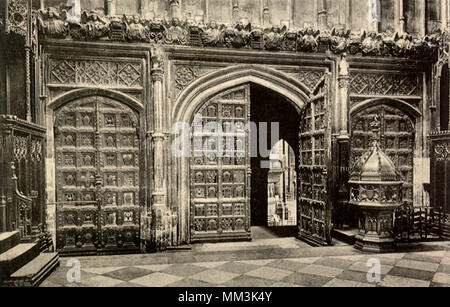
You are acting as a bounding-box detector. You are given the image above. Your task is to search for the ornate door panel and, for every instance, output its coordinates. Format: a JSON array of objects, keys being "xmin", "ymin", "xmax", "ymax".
[
  {"xmin": 298, "ymin": 91, "xmax": 332, "ymax": 245},
  {"xmin": 55, "ymin": 96, "xmax": 140, "ymax": 254},
  {"xmin": 190, "ymin": 85, "xmax": 251, "ymax": 242},
  {"xmin": 350, "ymin": 105, "xmax": 415, "ymax": 206},
  {"xmin": 97, "ymin": 97, "xmax": 140, "ymax": 252}
]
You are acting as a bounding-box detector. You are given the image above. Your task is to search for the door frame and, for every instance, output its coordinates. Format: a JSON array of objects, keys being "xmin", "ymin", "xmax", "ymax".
[{"xmin": 171, "ymin": 66, "xmax": 311, "ymax": 244}]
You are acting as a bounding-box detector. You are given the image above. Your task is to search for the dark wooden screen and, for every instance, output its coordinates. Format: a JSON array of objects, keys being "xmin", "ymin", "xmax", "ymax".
[
  {"xmin": 190, "ymin": 85, "xmax": 251, "ymax": 242},
  {"xmin": 54, "ymin": 96, "xmax": 141, "ymax": 254},
  {"xmin": 0, "ymin": 115, "xmax": 46, "ymax": 242},
  {"xmin": 430, "ymin": 133, "xmax": 450, "ymax": 215}
]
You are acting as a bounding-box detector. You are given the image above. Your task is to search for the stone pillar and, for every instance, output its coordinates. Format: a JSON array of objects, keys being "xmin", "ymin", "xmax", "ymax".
[
  {"xmin": 441, "ymin": 0, "xmax": 448, "ymax": 31},
  {"xmin": 395, "ymin": 0, "xmax": 406, "ymax": 34},
  {"xmin": 232, "ymin": 0, "xmax": 239, "ymax": 24},
  {"xmin": 317, "ymin": 0, "xmax": 327, "ymax": 29},
  {"xmin": 338, "ymin": 54, "xmax": 349, "ymax": 138},
  {"xmin": 367, "ymin": 0, "xmax": 380, "ymax": 32},
  {"xmin": 262, "ymin": 0, "xmax": 270, "ymax": 25},
  {"xmin": 169, "ymin": 0, "xmax": 180, "ymax": 20},
  {"xmin": 417, "ymin": 0, "xmax": 426, "ymax": 36},
  {"xmin": 336, "ymin": 54, "xmax": 350, "ymax": 228},
  {"xmin": 0, "ymin": 196, "xmax": 6, "ymax": 232},
  {"xmin": 150, "ymin": 48, "xmax": 169, "ymax": 250},
  {"xmin": 106, "ymin": 0, "xmax": 115, "ymax": 16},
  {"xmin": 435, "ymin": 64, "xmax": 442, "ymax": 131}
]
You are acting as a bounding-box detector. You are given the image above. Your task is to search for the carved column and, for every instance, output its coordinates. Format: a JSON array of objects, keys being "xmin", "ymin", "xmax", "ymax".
[
  {"xmin": 150, "ymin": 49, "xmax": 169, "ymax": 250},
  {"xmin": 338, "ymin": 54, "xmax": 349, "ymax": 138},
  {"xmin": 434, "ymin": 63, "xmax": 442, "ymax": 131},
  {"xmin": 262, "ymin": 0, "xmax": 270, "ymax": 25},
  {"xmin": 367, "ymin": 0, "xmax": 380, "ymax": 32},
  {"xmin": 169, "ymin": 0, "xmax": 180, "ymax": 20},
  {"xmin": 105, "ymin": 0, "xmax": 115, "ymax": 16},
  {"xmin": 232, "ymin": 0, "xmax": 239, "ymax": 24},
  {"xmin": 419, "ymin": 0, "xmax": 426, "ymax": 36},
  {"xmin": 317, "ymin": 0, "xmax": 327, "ymax": 29},
  {"xmin": 441, "ymin": 0, "xmax": 448, "ymax": 31},
  {"xmin": 395, "ymin": 0, "xmax": 406, "ymax": 34},
  {"xmin": 336, "ymin": 54, "xmax": 350, "ymax": 227}
]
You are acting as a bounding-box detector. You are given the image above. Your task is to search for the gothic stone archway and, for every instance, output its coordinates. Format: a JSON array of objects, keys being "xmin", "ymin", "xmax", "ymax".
[{"xmin": 173, "ymin": 66, "xmax": 332, "ymax": 245}]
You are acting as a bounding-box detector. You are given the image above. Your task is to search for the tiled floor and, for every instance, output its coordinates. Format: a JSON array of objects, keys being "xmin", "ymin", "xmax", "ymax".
[{"xmin": 41, "ymin": 240, "xmax": 450, "ymax": 287}]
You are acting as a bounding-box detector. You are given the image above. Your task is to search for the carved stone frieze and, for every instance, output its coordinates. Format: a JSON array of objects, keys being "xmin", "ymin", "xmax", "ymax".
[
  {"xmin": 349, "ymin": 72, "xmax": 422, "ymax": 96},
  {"xmin": 297, "ymin": 70, "xmax": 325, "ymax": 93},
  {"xmin": 48, "ymin": 58, "xmax": 143, "ymax": 87},
  {"xmin": 174, "ymin": 64, "xmax": 216, "ymax": 95},
  {"xmin": 35, "ymin": 7, "xmax": 442, "ymax": 58}
]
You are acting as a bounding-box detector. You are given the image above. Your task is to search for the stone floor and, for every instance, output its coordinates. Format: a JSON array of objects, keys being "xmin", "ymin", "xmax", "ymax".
[{"xmin": 41, "ymin": 228, "xmax": 450, "ymax": 287}]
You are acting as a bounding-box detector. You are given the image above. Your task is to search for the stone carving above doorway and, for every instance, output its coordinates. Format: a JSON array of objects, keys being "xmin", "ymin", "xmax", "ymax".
[
  {"xmin": 48, "ymin": 58, "xmax": 143, "ymax": 88},
  {"xmin": 36, "ymin": 8, "xmax": 441, "ymax": 58},
  {"xmin": 349, "ymin": 72, "xmax": 422, "ymax": 97}
]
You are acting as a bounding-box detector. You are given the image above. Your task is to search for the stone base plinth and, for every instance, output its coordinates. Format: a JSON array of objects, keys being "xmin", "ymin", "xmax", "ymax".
[{"xmin": 354, "ymin": 233, "xmax": 396, "ymax": 253}]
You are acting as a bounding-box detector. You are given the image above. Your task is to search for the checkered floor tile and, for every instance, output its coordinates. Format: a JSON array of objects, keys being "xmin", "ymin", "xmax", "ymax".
[{"xmin": 41, "ymin": 246, "xmax": 450, "ymax": 287}]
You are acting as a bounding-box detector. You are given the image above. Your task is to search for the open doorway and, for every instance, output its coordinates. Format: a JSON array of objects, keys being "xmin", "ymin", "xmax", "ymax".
[
  {"xmin": 250, "ymin": 84, "xmax": 300, "ymax": 239},
  {"xmin": 267, "ymin": 140, "xmax": 297, "ymax": 227}
]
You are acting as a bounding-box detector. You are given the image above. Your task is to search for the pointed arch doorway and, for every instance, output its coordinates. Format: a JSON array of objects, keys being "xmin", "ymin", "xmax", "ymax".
[{"xmin": 186, "ymin": 79, "xmax": 332, "ymax": 245}]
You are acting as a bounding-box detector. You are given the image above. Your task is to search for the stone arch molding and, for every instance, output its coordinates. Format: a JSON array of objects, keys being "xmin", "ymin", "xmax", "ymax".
[
  {"xmin": 173, "ymin": 64, "xmax": 311, "ymax": 244},
  {"xmin": 350, "ymin": 97, "xmax": 421, "ymax": 119},
  {"xmin": 173, "ymin": 64, "xmax": 311, "ymax": 124},
  {"xmin": 47, "ymin": 88, "xmax": 144, "ymax": 112}
]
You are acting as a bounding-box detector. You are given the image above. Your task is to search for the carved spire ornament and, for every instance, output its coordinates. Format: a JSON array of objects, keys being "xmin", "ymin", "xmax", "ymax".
[{"xmin": 349, "ymin": 115, "xmax": 403, "ymax": 252}]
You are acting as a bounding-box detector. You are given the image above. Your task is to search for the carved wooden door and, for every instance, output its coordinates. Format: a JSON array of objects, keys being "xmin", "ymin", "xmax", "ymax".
[
  {"xmin": 55, "ymin": 96, "xmax": 141, "ymax": 254},
  {"xmin": 190, "ymin": 85, "xmax": 251, "ymax": 242},
  {"xmin": 350, "ymin": 105, "xmax": 415, "ymax": 207},
  {"xmin": 298, "ymin": 90, "xmax": 332, "ymax": 245}
]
